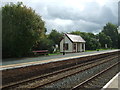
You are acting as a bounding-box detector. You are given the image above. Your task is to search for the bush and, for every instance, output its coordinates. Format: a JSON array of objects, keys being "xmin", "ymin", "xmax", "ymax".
[{"xmin": 2, "ymin": 2, "xmax": 45, "ymax": 58}]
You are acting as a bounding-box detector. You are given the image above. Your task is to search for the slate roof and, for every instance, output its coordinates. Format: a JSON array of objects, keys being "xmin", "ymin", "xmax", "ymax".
[{"xmin": 66, "ymin": 34, "xmax": 86, "ymax": 43}]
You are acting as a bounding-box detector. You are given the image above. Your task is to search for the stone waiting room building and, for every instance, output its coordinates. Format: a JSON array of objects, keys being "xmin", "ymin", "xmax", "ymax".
[{"xmin": 60, "ymin": 34, "xmax": 85, "ymax": 53}]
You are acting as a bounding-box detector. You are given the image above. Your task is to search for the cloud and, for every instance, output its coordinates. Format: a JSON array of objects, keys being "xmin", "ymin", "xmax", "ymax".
[
  {"xmin": 42, "ymin": 1, "xmax": 118, "ymax": 33},
  {"xmin": 2, "ymin": 0, "xmax": 119, "ymax": 34}
]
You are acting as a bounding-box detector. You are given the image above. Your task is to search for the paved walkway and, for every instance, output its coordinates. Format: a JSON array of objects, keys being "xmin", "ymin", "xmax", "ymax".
[
  {"xmin": 102, "ymin": 72, "xmax": 120, "ymax": 89},
  {"xmin": 1, "ymin": 50, "xmax": 119, "ymax": 70},
  {"xmin": 2, "ymin": 50, "xmax": 116, "ymax": 66}
]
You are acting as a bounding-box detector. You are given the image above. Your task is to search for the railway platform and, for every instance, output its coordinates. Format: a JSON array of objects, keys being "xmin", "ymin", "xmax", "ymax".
[
  {"xmin": 102, "ymin": 72, "xmax": 120, "ymax": 89},
  {"xmin": 1, "ymin": 49, "xmax": 119, "ymax": 70}
]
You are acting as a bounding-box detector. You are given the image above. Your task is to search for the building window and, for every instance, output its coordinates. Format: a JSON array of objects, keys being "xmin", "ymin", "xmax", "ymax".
[{"xmin": 63, "ymin": 43, "xmax": 68, "ymax": 50}]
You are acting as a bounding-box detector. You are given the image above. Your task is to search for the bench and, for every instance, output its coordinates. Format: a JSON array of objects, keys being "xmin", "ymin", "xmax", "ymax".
[{"xmin": 32, "ymin": 50, "xmax": 48, "ymax": 55}]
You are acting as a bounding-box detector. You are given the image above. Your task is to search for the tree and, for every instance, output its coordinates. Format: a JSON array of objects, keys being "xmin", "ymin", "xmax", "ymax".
[
  {"xmin": 2, "ymin": 2, "xmax": 45, "ymax": 58},
  {"xmin": 85, "ymin": 33, "xmax": 101, "ymax": 50},
  {"xmin": 97, "ymin": 32, "xmax": 112, "ymax": 48},
  {"xmin": 48, "ymin": 29, "xmax": 63, "ymax": 46},
  {"xmin": 89, "ymin": 38, "xmax": 101, "ymax": 50},
  {"xmin": 70, "ymin": 31, "xmax": 81, "ymax": 36},
  {"xmin": 70, "ymin": 31, "xmax": 101, "ymax": 50},
  {"xmin": 102, "ymin": 23, "xmax": 118, "ymax": 48},
  {"xmin": 33, "ymin": 38, "xmax": 54, "ymax": 53}
]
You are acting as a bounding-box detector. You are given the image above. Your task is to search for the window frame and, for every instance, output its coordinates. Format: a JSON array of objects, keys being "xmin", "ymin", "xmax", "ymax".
[{"xmin": 63, "ymin": 43, "xmax": 69, "ymax": 50}]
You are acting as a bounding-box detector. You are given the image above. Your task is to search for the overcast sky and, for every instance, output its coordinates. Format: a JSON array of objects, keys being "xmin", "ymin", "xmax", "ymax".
[{"xmin": 2, "ymin": 0, "xmax": 119, "ymax": 34}]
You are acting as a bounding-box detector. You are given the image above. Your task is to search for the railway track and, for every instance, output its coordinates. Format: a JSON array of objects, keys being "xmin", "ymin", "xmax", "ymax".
[
  {"xmin": 72, "ymin": 61, "xmax": 119, "ymax": 90},
  {"xmin": 1, "ymin": 54, "xmax": 119, "ymax": 90},
  {"xmin": 42, "ymin": 56, "xmax": 119, "ymax": 89}
]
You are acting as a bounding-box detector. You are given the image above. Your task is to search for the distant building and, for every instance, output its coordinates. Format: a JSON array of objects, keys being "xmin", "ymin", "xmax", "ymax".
[{"xmin": 60, "ymin": 33, "xmax": 86, "ymax": 53}]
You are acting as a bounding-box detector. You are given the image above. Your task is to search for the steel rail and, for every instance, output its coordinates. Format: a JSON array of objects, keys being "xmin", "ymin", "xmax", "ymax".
[
  {"xmin": 1, "ymin": 55, "xmax": 118, "ymax": 89},
  {"xmin": 71, "ymin": 61, "xmax": 119, "ymax": 90},
  {"xmin": 30, "ymin": 55, "xmax": 119, "ymax": 89}
]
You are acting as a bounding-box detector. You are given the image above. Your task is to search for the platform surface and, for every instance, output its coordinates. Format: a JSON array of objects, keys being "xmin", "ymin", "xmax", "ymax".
[
  {"xmin": 102, "ymin": 72, "xmax": 120, "ymax": 89},
  {"xmin": 0, "ymin": 49, "xmax": 119, "ymax": 70}
]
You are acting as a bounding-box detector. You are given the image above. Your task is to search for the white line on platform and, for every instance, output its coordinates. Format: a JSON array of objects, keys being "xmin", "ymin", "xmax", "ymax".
[{"xmin": 101, "ymin": 72, "xmax": 120, "ymax": 89}]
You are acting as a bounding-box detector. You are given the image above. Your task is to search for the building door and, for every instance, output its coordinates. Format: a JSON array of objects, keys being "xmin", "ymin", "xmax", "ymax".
[
  {"xmin": 77, "ymin": 43, "xmax": 80, "ymax": 52},
  {"xmin": 73, "ymin": 43, "xmax": 76, "ymax": 52}
]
